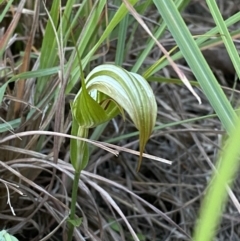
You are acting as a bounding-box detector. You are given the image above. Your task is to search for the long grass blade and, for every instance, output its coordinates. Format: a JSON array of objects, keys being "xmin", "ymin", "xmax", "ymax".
[
  {"xmin": 194, "ymin": 115, "xmax": 240, "ymax": 241},
  {"xmin": 153, "ymin": 0, "xmax": 237, "ymax": 133},
  {"xmin": 206, "ymin": 0, "xmax": 240, "ymax": 79},
  {"xmin": 131, "ymin": 0, "xmax": 190, "ymax": 73}
]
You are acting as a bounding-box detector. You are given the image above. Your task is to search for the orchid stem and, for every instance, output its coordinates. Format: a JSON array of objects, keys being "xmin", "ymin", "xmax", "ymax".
[{"xmin": 68, "ymin": 170, "xmax": 81, "ymax": 241}]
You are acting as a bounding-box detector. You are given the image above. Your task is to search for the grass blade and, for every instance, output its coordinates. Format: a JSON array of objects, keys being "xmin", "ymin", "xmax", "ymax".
[
  {"xmin": 206, "ymin": 0, "xmax": 240, "ymax": 79},
  {"xmin": 131, "ymin": 0, "xmax": 190, "ymax": 73},
  {"xmin": 194, "ymin": 116, "xmax": 240, "ymax": 241},
  {"xmin": 153, "ymin": 0, "xmax": 237, "ymax": 133}
]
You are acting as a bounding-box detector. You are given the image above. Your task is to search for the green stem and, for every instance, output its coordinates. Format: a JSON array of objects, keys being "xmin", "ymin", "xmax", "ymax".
[{"xmin": 68, "ymin": 170, "xmax": 81, "ymax": 241}]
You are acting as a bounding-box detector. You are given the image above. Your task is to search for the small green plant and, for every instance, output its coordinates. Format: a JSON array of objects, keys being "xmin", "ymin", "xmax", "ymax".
[{"xmin": 68, "ymin": 64, "xmax": 157, "ymax": 240}]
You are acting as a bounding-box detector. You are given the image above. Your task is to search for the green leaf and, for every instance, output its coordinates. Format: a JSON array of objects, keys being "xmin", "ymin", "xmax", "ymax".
[
  {"xmin": 73, "ymin": 90, "xmax": 113, "ymax": 128},
  {"xmin": 109, "ymin": 219, "xmax": 121, "ymax": 232},
  {"xmin": 67, "ymin": 217, "xmax": 83, "ymax": 227}
]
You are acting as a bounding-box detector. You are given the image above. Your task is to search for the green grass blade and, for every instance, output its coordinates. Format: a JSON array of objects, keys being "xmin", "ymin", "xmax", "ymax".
[
  {"xmin": 36, "ymin": 0, "xmax": 79, "ymax": 101},
  {"xmin": 131, "ymin": 0, "xmax": 190, "ymax": 73},
  {"xmin": 0, "ymin": 119, "xmax": 20, "ymax": 133},
  {"xmin": 0, "ymin": 0, "xmax": 26, "ymax": 59},
  {"xmin": 144, "ymin": 11, "xmax": 240, "ymax": 78},
  {"xmin": 66, "ymin": 0, "xmax": 138, "ymax": 94},
  {"xmin": 0, "ymin": 66, "xmax": 60, "ymax": 107},
  {"xmin": 74, "ymin": 0, "xmax": 107, "ymax": 59},
  {"xmin": 194, "ymin": 116, "xmax": 240, "ymax": 241},
  {"xmin": 206, "ymin": 0, "xmax": 240, "ymax": 79},
  {"xmin": 115, "ymin": 13, "xmax": 129, "ymax": 66},
  {"xmin": 82, "ymin": 0, "xmax": 138, "ymax": 63},
  {"xmin": 36, "ymin": 0, "xmax": 60, "ymax": 101},
  {"xmin": 0, "ymin": 0, "xmax": 13, "ymax": 23},
  {"xmin": 64, "ymin": 0, "xmax": 88, "ymax": 42},
  {"xmin": 153, "ymin": 0, "xmax": 237, "ymax": 133},
  {"xmin": 65, "ymin": 0, "xmax": 107, "ymax": 94}
]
